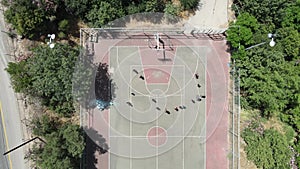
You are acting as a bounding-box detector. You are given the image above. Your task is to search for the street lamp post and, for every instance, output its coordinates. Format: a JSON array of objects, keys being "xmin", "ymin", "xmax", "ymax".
[
  {"xmin": 47, "ymin": 34, "xmax": 55, "ymax": 48},
  {"xmin": 245, "ymin": 33, "xmax": 276, "ymax": 50},
  {"xmin": 268, "ymin": 33, "xmax": 276, "ymax": 47}
]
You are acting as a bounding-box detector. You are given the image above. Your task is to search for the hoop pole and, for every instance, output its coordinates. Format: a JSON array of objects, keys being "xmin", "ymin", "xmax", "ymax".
[{"xmin": 155, "ymin": 33, "xmax": 160, "ymax": 49}]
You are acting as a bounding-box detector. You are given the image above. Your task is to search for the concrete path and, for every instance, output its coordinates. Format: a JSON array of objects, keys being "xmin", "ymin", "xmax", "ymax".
[{"xmin": 188, "ymin": 0, "xmax": 229, "ymax": 29}]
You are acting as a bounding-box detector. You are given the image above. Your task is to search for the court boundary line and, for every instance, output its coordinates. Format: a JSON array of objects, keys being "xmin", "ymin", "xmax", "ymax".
[
  {"xmin": 107, "ymin": 41, "xmax": 207, "ymax": 169},
  {"xmin": 182, "ymin": 62, "xmax": 186, "ymax": 169},
  {"xmin": 204, "ymin": 42, "xmax": 207, "ymax": 169},
  {"xmin": 108, "ymin": 47, "xmax": 112, "ymax": 169},
  {"xmin": 111, "ymin": 45, "xmax": 209, "ymax": 48},
  {"xmin": 81, "ymin": 29, "xmax": 229, "ymax": 169},
  {"xmin": 109, "ymin": 136, "xmax": 206, "ymax": 138}
]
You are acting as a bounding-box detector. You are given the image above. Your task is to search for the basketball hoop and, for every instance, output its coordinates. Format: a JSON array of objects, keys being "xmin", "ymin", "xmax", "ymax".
[{"xmin": 154, "ymin": 33, "xmax": 160, "ymax": 49}]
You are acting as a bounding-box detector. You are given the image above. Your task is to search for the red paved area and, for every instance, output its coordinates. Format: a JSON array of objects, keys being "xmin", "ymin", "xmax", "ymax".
[
  {"xmin": 139, "ymin": 46, "xmax": 177, "ymax": 84},
  {"xmin": 147, "ymin": 126, "xmax": 167, "ymax": 146},
  {"xmin": 84, "ymin": 34, "xmax": 230, "ymax": 169},
  {"xmin": 206, "ymin": 41, "xmax": 230, "ymax": 169}
]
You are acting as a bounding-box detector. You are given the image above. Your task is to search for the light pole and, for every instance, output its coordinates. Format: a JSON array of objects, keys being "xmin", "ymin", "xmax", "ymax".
[
  {"xmin": 245, "ymin": 33, "xmax": 276, "ymax": 50},
  {"xmin": 47, "ymin": 34, "xmax": 55, "ymax": 48}
]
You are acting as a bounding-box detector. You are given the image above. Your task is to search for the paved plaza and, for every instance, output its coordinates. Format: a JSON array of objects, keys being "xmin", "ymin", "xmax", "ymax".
[{"xmin": 80, "ymin": 29, "xmax": 230, "ymax": 169}]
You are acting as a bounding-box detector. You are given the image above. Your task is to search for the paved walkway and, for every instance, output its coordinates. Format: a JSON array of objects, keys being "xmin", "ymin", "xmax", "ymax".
[{"xmin": 188, "ymin": 0, "xmax": 229, "ymax": 29}]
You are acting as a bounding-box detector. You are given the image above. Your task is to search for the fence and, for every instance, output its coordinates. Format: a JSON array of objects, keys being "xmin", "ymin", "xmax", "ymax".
[{"xmin": 229, "ymin": 60, "xmax": 240, "ymax": 169}]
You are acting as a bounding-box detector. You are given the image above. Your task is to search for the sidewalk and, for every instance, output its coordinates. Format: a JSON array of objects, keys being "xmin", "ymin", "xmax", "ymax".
[{"xmin": 187, "ymin": 0, "xmax": 230, "ymax": 29}]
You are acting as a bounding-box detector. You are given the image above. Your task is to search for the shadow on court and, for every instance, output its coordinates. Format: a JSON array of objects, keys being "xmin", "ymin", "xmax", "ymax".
[{"xmin": 83, "ymin": 127, "xmax": 109, "ymax": 169}]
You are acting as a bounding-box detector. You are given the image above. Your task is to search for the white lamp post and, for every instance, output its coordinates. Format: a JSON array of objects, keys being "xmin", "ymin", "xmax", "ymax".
[
  {"xmin": 268, "ymin": 33, "xmax": 276, "ymax": 47},
  {"xmin": 47, "ymin": 34, "xmax": 55, "ymax": 48},
  {"xmin": 245, "ymin": 33, "xmax": 276, "ymax": 50}
]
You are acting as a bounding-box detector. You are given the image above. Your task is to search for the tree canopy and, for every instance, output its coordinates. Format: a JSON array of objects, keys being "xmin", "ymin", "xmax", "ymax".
[
  {"xmin": 3, "ymin": 0, "xmax": 57, "ymax": 39},
  {"xmin": 229, "ymin": 0, "xmax": 300, "ymax": 167},
  {"xmin": 29, "ymin": 115, "xmax": 85, "ymax": 169},
  {"xmin": 233, "ymin": 0, "xmax": 294, "ymax": 26},
  {"xmin": 6, "ymin": 44, "xmax": 80, "ymax": 116},
  {"xmin": 3, "ymin": 0, "xmax": 200, "ymax": 37},
  {"xmin": 243, "ymin": 126, "xmax": 291, "ymax": 169},
  {"xmin": 226, "ymin": 13, "xmax": 259, "ymax": 49}
]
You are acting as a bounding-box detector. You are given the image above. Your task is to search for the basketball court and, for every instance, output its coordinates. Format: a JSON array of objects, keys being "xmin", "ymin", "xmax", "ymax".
[{"xmin": 79, "ymin": 29, "xmax": 230, "ymax": 169}]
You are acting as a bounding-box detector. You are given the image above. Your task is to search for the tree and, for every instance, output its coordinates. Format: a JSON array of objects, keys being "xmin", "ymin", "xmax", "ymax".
[
  {"xmin": 164, "ymin": 2, "xmax": 181, "ymax": 16},
  {"xmin": 26, "ymin": 44, "xmax": 79, "ymax": 116},
  {"xmin": 229, "ymin": 0, "xmax": 300, "ymax": 167},
  {"xmin": 32, "ymin": 115, "xmax": 59, "ymax": 137},
  {"xmin": 29, "ymin": 119, "xmax": 85, "ymax": 169},
  {"xmin": 6, "ymin": 44, "xmax": 95, "ymax": 116},
  {"xmin": 236, "ymin": 48, "xmax": 290, "ymax": 117},
  {"xmin": 233, "ymin": 0, "xmax": 292, "ymax": 26},
  {"xmin": 275, "ymin": 27, "xmax": 300, "ymax": 60},
  {"xmin": 145, "ymin": 0, "xmax": 165, "ymax": 12},
  {"xmin": 3, "ymin": 0, "xmax": 55, "ymax": 38},
  {"xmin": 179, "ymin": 0, "xmax": 199, "ymax": 10},
  {"xmin": 243, "ymin": 125, "xmax": 291, "ymax": 169},
  {"xmin": 62, "ymin": 124, "xmax": 85, "ymax": 158},
  {"xmin": 86, "ymin": 1, "xmax": 125, "ymax": 27},
  {"xmin": 63, "ymin": 0, "xmax": 94, "ymax": 18},
  {"xmin": 281, "ymin": 0, "xmax": 300, "ymax": 32},
  {"xmin": 5, "ymin": 61, "xmax": 32, "ymax": 93},
  {"xmin": 226, "ymin": 13, "xmax": 259, "ymax": 49},
  {"xmin": 126, "ymin": 2, "xmax": 147, "ymax": 15}
]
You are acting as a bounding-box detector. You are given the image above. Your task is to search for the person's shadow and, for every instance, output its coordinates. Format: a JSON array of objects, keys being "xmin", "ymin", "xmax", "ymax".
[{"xmin": 83, "ymin": 127, "xmax": 109, "ymax": 169}]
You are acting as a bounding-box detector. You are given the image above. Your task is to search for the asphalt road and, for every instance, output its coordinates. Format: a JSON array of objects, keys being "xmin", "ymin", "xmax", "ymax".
[{"xmin": 0, "ymin": 7, "xmax": 28, "ymax": 169}]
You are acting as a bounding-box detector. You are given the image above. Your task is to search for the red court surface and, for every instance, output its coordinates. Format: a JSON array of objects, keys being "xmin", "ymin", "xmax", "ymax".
[{"xmin": 82, "ymin": 32, "xmax": 230, "ymax": 169}]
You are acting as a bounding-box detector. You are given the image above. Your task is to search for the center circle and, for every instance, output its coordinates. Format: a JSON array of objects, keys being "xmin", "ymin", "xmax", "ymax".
[{"xmin": 147, "ymin": 126, "xmax": 167, "ymax": 147}]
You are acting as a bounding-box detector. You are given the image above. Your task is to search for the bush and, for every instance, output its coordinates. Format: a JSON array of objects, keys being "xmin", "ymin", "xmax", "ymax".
[
  {"xmin": 179, "ymin": 0, "xmax": 199, "ymax": 10},
  {"xmin": 58, "ymin": 19, "xmax": 70, "ymax": 32},
  {"xmin": 242, "ymin": 127, "xmax": 292, "ymax": 169},
  {"xmin": 32, "ymin": 115, "xmax": 59, "ymax": 137},
  {"xmin": 29, "ymin": 120, "xmax": 85, "ymax": 169},
  {"xmin": 58, "ymin": 32, "xmax": 67, "ymax": 39},
  {"xmin": 164, "ymin": 2, "xmax": 181, "ymax": 16},
  {"xmin": 126, "ymin": 3, "xmax": 146, "ymax": 15},
  {"xmin": 86, "ymin": 1, "xmax": 125, "ymax": 27}
]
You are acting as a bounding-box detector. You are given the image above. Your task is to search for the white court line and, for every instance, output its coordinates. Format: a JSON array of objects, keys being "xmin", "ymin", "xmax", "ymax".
[
  {"xmin": 155, "ymin": 94, "xmax": 158, "ymax": 169},
  {"xmin": 204, "ymin": 43, "xmax": 207, "ymax": 169},
  {"xmin": 182, "ymin": 61, "xmax": 185, "ymax": 169},
  {"xmin": 125, "ymin": 94, "xmax": 182, "ymax": 97},
  {"xmin": 108, "ymin": 47, "xmax": 111, "ymax": 169},
  {"xmin": 129, "ymin": 64, "xmax": 185, "ymax": 97},
  {"xmin": 111, "ymin": 46, "xmax": 207, "ymax": 169},
  {"xmin": 111, "ymin": 45, "xmax": 209, "ymax": 48},
  {"xmin": 137, "ymin": 64, "xmax": 185, "ymax": 95},
  {"xmin": 129, "ymin": 54, "xmax": 133, "ymax": 169},
  {"xmin": 109, "ymin": 136, "xmax": 206, "ymax": 138}
]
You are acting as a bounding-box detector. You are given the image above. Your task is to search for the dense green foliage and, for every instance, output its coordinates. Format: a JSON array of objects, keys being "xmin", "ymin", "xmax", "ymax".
[
  {"xmin": 3, "ymin": 0, "xmax": 201, "ymax": 38},
  {"xmin": 229, "ymin": 0, "xmax": 300, "ymax": 167},
  {"xmin": 179, "ymin": 0, "xmax": 199, "ymax": 10},
  {"xmin": 226, "ymin": 13, "xmax": 259, "ymax": 49},
  {"xmin": 6, "ymin": 44, "xmax": 79, "ymax": 116},
  {"xmin": 3, "ymin": 0, "xmax": 52, "ymax": 38},
  {"xmin": 29, "ymin": 115, "xmax": 85, "ymax": 169},
  {"xmin": 242, "ymin": 123, "xmax": 291, "ymax": 168},
  {"xmin": 164, "ymin": 2, "xmax": 181, "ymax": 16},
  {"xmin": 6, "ymin": 61, "xmax": 32, "ymax": 93},
  {"xmin": 234, "ymin": 0, "xmax": 294, "ymax": 26},
  {"xmin": 281, "ymin": 0, "xmax": 300, "ymax": 32},
  {"xmin": 86, "ymin": 1, "xmax": 125, "ymax": 28}
]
